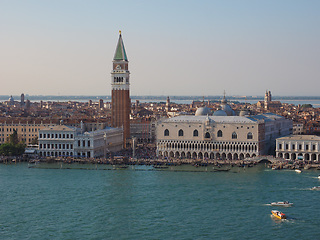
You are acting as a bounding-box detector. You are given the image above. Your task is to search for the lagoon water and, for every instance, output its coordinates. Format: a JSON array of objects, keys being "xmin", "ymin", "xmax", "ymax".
[{"xmin": 1, "ymin": 163, "xmax": 319, "ymax": 239}]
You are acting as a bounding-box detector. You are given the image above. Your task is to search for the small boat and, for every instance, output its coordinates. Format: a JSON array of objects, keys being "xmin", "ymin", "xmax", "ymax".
[
  {"xmin": 311, "ymin": 186, "xmax": 320, "ymax": 191},
  {"xmin": 153, "ymin": 165, "xmax": 169, "ymax": 169},
  {"xmin": 213, "ymin": 167, "xmax": 230, "ymax": 172},
  {"xmin": 113, "ymin": 165, "xmax": 128, "ymax": 170},
  {"xmin": 295, "ymin": 169, "xmax": 302, "ymax": 173},
  {"xmin": 271, "ymin": 210, "xmax": 286, "ymax": 219},
  {"xmin": 318, "ymin": 175, "xmax": 320, "ymax": 179},
  {"xmin": 270, "ymin": 201, "xmax": 293, "ymax": 207}
]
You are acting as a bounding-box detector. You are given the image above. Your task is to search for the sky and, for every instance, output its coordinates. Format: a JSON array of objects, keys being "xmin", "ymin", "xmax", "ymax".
[{"xmin": 1, "ymin": 0, "xmax": 320, "ymax": 97}]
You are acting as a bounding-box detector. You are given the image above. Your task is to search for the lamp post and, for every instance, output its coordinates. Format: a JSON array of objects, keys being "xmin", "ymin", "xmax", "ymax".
[
  {"xmin": 104, "ymin": 133, "xmax": 107, "ymax": 159},
  {"xmin": 132, "ymin": 137, "xmax": 137, "ymax": 159}
]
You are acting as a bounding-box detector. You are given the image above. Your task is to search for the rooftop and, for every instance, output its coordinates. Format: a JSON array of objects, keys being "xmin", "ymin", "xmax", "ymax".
[{"xmin": 277, "ymin": 135, "xmax": 320, "ymax": 141}]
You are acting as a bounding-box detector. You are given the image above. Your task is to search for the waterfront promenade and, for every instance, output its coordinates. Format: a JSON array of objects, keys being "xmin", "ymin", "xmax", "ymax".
[{"xmin": 2, "ymin": 155, "xmax": 320, "ymax": 171}]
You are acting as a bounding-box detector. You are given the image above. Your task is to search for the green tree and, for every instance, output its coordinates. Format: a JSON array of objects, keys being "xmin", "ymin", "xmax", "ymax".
[
  {"xmin": 31, "ymin": 136, "xmax": 38, "ymax": 145},
  {"xmin": 9, "ymin": 129, "xmax": 19, "ymax": 145},
  {"xmin": 0, "ymin": 143, "xmax": 15, "ymax": 156},
  {"xmin": 301, "ymin": 104, "xmax": 313, "ymax": 108},
  {"xmin": 0, "ymin": 130, "xmax": 26, "ymax": 156}
]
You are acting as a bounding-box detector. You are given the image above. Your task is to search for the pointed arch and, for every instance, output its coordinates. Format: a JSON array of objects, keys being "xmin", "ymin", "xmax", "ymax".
[
  {"xmin": 193, "ymin": 129, "xmax": 198, "ymax": 137},
  {"xmin": 232, "ymin": 132, "xmax": 237, "ymax": 139},
  {"xmin": 178, "ymin": 129, "xmax": 184, "ymax": 137},
  {"xmin": 164, "ymin": 129, "xmax": 169, "ymax": 136}
]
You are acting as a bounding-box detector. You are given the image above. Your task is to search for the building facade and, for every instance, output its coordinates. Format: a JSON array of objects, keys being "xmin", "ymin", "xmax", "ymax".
[
  {"xmin": 276, "ymin": 135, "xmax": 320, "ymax": 161},
  {"xmin": 0, "ymin": 121, "xmax": 56, "ymax": 145},
  {"xmin": 156, "ymin": 112, "xmax": 292, "ymax": 160},
  {"xmin": 38, "ymin": 125, "xmax": 123, "ymax": 158},
  {"xmin": 111, "ymin": 31, "xmax": 131, "ymax": 146}
]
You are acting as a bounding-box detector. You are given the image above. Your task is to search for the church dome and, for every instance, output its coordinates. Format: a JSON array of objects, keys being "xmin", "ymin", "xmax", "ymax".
[
  {"xmin": 213, "ymin": 110, "xmax": 227, "ymax": 116},
  {"xmin": 239, "ymin": 110, "xmax": 249, "ymax": 116},
  {"xmin": 221, "ymin": 104, "xmax": 235, "ymax": 116},
  {"xmin": 195, "ymin": 106, "xmax": 211, "ymax": 116}
]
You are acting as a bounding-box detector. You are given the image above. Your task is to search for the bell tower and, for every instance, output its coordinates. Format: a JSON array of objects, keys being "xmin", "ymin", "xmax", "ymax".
[{"xmin": 111, "ymin": 31, "xmax": 131, "ymax": 147}]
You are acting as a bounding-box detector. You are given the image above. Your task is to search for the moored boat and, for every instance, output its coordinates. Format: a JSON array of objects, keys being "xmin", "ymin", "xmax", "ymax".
[
  {"xmin": 295, "ymin": 169, "xmax": 302, "ymax": 173},
  {"xmin": 271, "ymin": 210, "xmax": 286, "ymax": 219},
  {"xmin": 270, "ymin": 201, "xmax": 293, "ymax": 207}
]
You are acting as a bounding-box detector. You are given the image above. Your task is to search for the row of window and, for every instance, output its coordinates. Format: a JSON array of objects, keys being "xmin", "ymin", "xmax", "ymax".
[
  {"xmin": 40, "ymin": 133, "xmax": 74, "ymax": 139},
  {"xmin": 279, "ymin": 143, "xmax": 317, "ymax": 151},
  {"xmin": 0, "ymin": 137, "xmax": 35, "ymax": 142},
  {"xmin": 40, "ymin": 151, "xmax": 91, "ymax": 158},
  {"xmin": 164, "ymin": 129, "xmax": 253, "ymax": 140},
  {"xmin": 78, "ymin": 140, "xmax": 91, "ymax": 147},
  {"xmin": 40, "ymin": 151, "xmax": 73, "ymax": 157},
  {"xmin": 0, "ymin": 128, "xmax": 38, "ymax": 132},
  {"xmin": 40, "ymin": 143, "xmax": 73, "ymax": 150}
]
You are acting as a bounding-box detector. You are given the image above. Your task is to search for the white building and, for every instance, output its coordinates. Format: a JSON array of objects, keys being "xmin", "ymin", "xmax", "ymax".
[
  {"xmin": 276, "ymin": 135, "xmax": 320, "ymax": 161},
  {"xmin": 156, "ymin": 110, "xmax": 292, "ymax": 160},
  {"xmin": 38, "ymin": 125, "xmax": 123, "ymax": 158}
]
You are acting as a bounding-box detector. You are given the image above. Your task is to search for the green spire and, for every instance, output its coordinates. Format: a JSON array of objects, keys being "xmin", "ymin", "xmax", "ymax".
[{"xmin": 113, "ymin": 31, "xmax": 128, "ymax": 61}]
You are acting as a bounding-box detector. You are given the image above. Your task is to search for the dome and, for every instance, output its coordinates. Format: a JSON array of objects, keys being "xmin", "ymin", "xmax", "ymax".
[
  {"xmin": 195, "ymin": 107, "xmax": 211, "ymax": 116},
  {"xmin": 221, "ymin": 104, "xmax": 235, "ymax": 116},
  {"xmin": 213, "ymin": 110, "xmax": 227, "ymax": 116},
  {"xmin": 239, "ymin": 110, "xmax": 249, "ymax": 116}
]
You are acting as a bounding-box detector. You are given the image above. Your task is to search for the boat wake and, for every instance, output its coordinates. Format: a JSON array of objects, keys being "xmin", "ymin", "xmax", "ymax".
[{"xmin": 270, "ymin": 215, "xmax": 297, "ymax": 223}]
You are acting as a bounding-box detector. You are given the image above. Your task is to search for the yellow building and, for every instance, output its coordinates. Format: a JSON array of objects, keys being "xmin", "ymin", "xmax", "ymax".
[{"xmin": 0, "ymin": 121, "xmax": 56, "ymax": 145}]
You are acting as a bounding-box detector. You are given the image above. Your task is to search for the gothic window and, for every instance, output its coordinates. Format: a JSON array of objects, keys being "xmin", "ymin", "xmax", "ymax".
[
  {"xmin": 247, "ymin": 132, "xmax": 253, "ymax": 139},
  {"xmin": 178, "ymin": 129, "xmax": 184, "ymax": 137},
  {"xmin": 193, "ymin": 130, "xmax": 198, "ymax": 137},
  {"xmin": 217, "ymin": 130, "xmax": 223, "ymax": 137},
  {"xmin": 205, "ymin": 132, "xmax": 211, "ymax": 138},
  {"xmin": 232, "ymin": 132, "xmax": 237, "ymax": 139},
  {"xmin": 164, "ymin": 129, "xmax": 169, "ymax": 136}
]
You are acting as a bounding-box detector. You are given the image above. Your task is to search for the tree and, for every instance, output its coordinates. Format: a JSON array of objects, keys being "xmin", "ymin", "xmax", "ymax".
[
  {"xmin": 0, "ymin": 143, "xmax": 15, "ymax": 156},
  {"xmin": 301, "ymin": 104, "xmax": 313, "ymax": 108},
  {"xmin": 9, "ymin": 129, "xmax": 19, "ymax": 145},
  {"xmin": 31, "ymin": 136, "xmax": 38, "ymax": 145},
  {"xmin": 0, "ymin": 130, "xmax": 26, "ymax": 156}
]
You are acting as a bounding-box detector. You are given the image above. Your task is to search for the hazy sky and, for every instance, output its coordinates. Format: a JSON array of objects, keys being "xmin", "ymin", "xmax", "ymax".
[{"xmin": 1, "ymin": 0, "xmax": 319, "ymax": 96}]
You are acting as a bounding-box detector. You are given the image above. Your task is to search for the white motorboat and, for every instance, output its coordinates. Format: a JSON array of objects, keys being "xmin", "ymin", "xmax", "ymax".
[
  {"xmin": 311, "ymin": 186, "xmax": 320, "ymax": 191},
  {"xmin": 270, "ymin": 201, "xmax": 293, "ymax": 207},
  {"xmin": 295, "ymin": 169, "xmax": 302, "ymax": 173}
]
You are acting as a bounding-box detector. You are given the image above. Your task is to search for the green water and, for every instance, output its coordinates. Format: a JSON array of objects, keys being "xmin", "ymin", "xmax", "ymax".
[{"xmin": 0, "ymin": 163, "xmax": 319, "ymax": 239}]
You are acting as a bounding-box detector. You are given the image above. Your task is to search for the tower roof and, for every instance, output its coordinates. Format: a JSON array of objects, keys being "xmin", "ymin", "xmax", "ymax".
[{"xmin": 113, "ymin": 31, "xmax": 128, "ymax": 61}]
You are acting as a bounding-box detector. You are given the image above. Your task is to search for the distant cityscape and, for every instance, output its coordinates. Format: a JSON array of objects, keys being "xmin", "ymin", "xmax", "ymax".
[
  {"xmin": 1, "ymin": 32, "xmax": 320, "ymax": 165},
  {"xmin": 1, "ymin": 95, "xmax": 320, "ymax": 102}
]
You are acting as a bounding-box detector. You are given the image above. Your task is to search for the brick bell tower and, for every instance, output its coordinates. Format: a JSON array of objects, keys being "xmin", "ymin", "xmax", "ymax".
[{"xmin": 111, "ymin": 31, "xmax": 131, "ymax": 147}]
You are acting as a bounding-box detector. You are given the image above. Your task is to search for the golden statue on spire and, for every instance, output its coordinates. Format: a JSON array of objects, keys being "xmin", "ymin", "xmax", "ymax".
[{"xmin": 119, "ymin": 30, "xmax": 121, "ymax": 35}]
